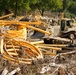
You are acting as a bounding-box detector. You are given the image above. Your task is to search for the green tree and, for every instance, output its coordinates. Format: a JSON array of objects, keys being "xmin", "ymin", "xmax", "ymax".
[
  {"xmin": 62, "ymin": 0, "xmax": 72, "ymax": 11},
  {"xmin": 52, "ymin": 0, "xmax": 63, "ymax": 12},
  {"xmin": 34, "ymin": 0, "xmax": 52, "ymax": 16},
  {"xmin": 1, "ymin": 0, "xmax": 76, "ymax": 17},
  {"xmin": 31, "ymin": 0, "xmax": 63, "ymax": 16},
  {"xmin": 0, "ymin": 0, "xmax": 11, "ymax": 15},
  {"xmin": 13, "ymin": 0, "xmax": 39, "ymax": 17},
  {"xmin": 68, "ymin": 1, "xmax": 76, "ymax": 15}
]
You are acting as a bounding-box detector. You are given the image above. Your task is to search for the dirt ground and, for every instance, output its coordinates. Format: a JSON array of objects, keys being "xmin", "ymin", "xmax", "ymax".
[{"xmin": 0, "ymin": 49, "xmax": 76, "ymax": 75}]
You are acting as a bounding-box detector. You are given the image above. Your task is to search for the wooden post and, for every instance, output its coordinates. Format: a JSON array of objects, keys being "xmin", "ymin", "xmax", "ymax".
[{"xmin": 0, "ymin": 37, "xmax": 4, "ymax": 54}]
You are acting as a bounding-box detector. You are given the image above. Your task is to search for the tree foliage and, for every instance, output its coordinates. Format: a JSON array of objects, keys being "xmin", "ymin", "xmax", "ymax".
[
  {"xmin": 62, "ymin": 0, "xmax": 72, "ymax": 11},
  {"xmin": 0, "ymin": 0, "xmax": 76, "ymax": 16},
  {"xmin": 68, "ymin": 1, "xmax": 76, "ymax": 15},
  {"xmin": 52, "ymin": 0, "xmax": 63, "ymax": 11}
]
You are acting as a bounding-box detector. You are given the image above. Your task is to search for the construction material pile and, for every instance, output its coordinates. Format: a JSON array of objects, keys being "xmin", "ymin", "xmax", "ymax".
[
  {"xmin": 0, "ymin": 13, "xmax": 46, "ymax": 64},
  {"xmin": 0, "ymin": 13, "xmax": 76, "ymax": 65},
  {"xmin": 0, "ymin": 13, "xmax": 76, "ymax": 75}
]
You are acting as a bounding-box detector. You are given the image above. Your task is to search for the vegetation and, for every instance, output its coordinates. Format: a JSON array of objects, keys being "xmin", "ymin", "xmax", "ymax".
[{"xmin": 0, "ymin": 0, "xmax": 76, "ymax": 17}]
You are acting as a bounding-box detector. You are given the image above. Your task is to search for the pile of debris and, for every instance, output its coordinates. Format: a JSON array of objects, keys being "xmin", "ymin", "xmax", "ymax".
[
  {"xmin": 0, "ymin": 13, "xmax": 76, "ymax": 75},
  {"xmin": 0, "ymin": 13, "xmax": 46, "ymax": 64},
  {"xmin": 0, "ymin": 13, "xmax": 76, "ymax": 64}
]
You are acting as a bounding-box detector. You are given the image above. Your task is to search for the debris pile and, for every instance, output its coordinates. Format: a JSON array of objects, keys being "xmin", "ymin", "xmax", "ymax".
[
  {"xmin": 0, "ymin": 13, "xmax": 46, "ymax": 64},
  {"xmin": 0, "ymin": 13, "xmax": 76, "ymax": 75}
]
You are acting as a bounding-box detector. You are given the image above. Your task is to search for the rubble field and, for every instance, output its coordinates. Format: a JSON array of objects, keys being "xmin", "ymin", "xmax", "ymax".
[
  {"xmin": 0, "ymin": 13, "xmax": 76, "ymax": 75},
  {"xmin": 0, "ymin": 51, "xmax": 76, "ymax": 75}
]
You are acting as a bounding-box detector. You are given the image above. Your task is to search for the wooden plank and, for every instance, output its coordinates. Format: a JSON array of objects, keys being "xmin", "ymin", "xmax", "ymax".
[
  {"xmin": 48, "ymin": 37, "xmax": 70, "ymax": 42},
  {"xmin": 25, "ymin": 25, "xmax": 51, "ymax": 35},
  {"xmin": 6, "ymin": 45, "xmax": 20, "ymax": 48},
  {"xmin": 31, "ymin": 40, "xmax": 44, "ymax": 44},
  {"xmin": 7, "ymin": 49, "xmax": 20, "ymax": 52},
  {"xmin": 36, "ymin": 46, "xmax": 62, "ymax": 51},
  {"xmin": 7, "ymin": 52, "xmax": 18, "ymax": 56},
  {"xmin": 0, "ymin": 13, "xmax": 14, "ymax": 19},
  {"xmin": 43, "ymin": 52, "xmax": 56, "ymax": 56},
  {"xmin": 37, "ymin": 44, "xmax": 68, "ymax": 47},
  {"xmin": 0, "ymin": 20, "xmax": 41, "ymax": 25},
  {"xmin": 0, "ymin": 38, "xmax": 4, "ymax": 54}
]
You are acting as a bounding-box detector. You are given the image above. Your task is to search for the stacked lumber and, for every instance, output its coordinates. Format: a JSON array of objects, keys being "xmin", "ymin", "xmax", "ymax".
[{"xmin": 31, "ymin": 40, "xmax": 69, "ymax": 56}]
